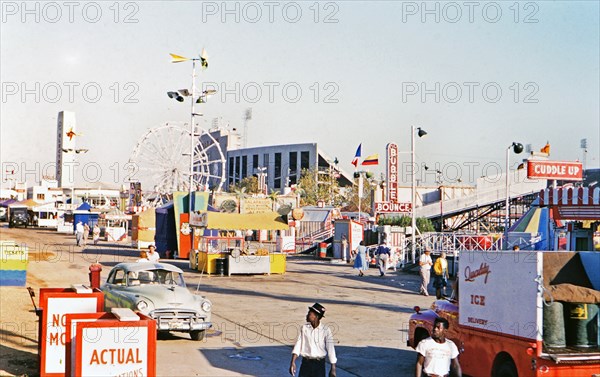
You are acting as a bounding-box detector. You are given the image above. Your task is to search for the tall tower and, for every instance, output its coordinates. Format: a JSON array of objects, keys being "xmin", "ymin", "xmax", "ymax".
[{"xmin": 56, "ymin": 111, "xmax": 77, "ymax": 187}]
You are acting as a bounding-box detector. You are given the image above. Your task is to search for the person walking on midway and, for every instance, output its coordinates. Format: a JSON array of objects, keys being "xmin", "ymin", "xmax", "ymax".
[
  {"xmin": 92, "ymin": 224, "xmax": 101, "ymax": 245},
  {"xmin": 419, "ymin": 250, "xmax": 433, "ymax": 296},
  {"xmin": 82, "ymin": 223, "xmax": 90, "ymax": 246},
  {"xmin": 290, "ymin": 303, "xmax": 337, "ymax": 377},
  {"xmin": 432, "ymin": 252, "xmax": 449, "ymax": 299},
  {"xmin": 376, "ymin": 241, "xmax": 391, "ymax": 277},
  {"xmin": 75, "ymin": 221, "xmax": 84, "ymax": 246},
  {"xmin": 415, "ymin": 317, "xmax": 462, "ymax": 377},
  {"xmin": 353, "ymin": 241, "xmax": 368, "ymax": 277}
]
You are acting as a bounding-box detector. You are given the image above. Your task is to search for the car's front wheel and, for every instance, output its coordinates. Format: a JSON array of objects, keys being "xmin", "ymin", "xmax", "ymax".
[{"xmin": 190, "ymin": 330, "xmax": 206, "ymax": 341}]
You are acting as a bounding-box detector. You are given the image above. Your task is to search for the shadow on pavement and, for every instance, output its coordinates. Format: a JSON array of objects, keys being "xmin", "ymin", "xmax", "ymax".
[{"xmin": 199, "ymin": 344, "xmax": 413, "ymax": 377}]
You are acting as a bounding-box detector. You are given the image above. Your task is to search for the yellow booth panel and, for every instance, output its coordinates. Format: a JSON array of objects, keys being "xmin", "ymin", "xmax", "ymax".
[
  {"xmin": 197, "ymin": 251, "xmax": 224, "ymax": 274},
  {"xmin": 270, "ymin": 253, "xmax": 286, "ymax": 274}
]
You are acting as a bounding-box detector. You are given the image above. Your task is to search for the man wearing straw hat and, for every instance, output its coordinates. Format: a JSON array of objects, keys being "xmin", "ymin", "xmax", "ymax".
[{"xmin": 290, "ymin": 303, "xmax": 337, "ymax": 377}]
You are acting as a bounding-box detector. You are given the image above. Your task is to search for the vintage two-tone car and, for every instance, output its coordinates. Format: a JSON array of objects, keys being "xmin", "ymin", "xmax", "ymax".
[{"xmin": 101, "ymin": 262, "xmax": 212, "ymax": 340}]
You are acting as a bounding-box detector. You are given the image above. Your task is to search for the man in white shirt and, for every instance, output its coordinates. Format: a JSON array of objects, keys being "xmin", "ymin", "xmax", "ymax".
[
  {"xmin": 147, "ymin": 244, "xmax": 160, "ymax": 262},
  {"xmin": 75, "ymin": 222, "xmax": 84, "ymax": 246},
  {"xmin": 290, "ymin": 303, "xmax": 337, "ymax": 377},
  {"xmin": 419, "ymin": 250, "xmax": 433, "ymax": 296},
  {"xmin": 415, "ymin": 317, "xmax": 462, "ymax": 377}
]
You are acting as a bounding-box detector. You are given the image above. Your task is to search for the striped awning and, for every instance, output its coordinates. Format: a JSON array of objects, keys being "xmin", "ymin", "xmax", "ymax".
[{"xmin": 538, "ymin": 187, "xmax": 600, "ymax": 220}]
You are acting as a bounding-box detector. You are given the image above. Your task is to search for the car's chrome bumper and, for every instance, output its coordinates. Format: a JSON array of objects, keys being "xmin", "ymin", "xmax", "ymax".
[{"xmin": 155, "ymin": 318, "xmax": 212, "ymax": 332}]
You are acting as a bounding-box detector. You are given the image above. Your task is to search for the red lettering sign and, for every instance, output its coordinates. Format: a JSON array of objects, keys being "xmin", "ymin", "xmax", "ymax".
[
  {"xmin": 375, "ymin": 201, "xmax": 412, "ymax": 213},
  {"xmin": 386, "ymin": 143, "xmax": 399, "ymax": 202},
  {"xmin": 527, "ymin": 161, "xmax": 583, "ymax": 181}
]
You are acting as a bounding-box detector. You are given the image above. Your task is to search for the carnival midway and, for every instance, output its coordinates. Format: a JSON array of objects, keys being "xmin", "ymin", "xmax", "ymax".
[{"xmin": 2, "ymin": 49, "xmax": 599, "ymax": 377}]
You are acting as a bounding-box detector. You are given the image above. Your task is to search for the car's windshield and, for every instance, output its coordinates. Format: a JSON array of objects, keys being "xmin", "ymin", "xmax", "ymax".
[{"xmin": 127, "ymin": 269, "xmax": 185, "ymax": 287}]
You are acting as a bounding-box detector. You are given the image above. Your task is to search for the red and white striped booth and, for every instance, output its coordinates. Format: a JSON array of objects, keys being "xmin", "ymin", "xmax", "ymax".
[{"xmin": 538, "ymin": 186, "xmax": 600, "ymax": 220}]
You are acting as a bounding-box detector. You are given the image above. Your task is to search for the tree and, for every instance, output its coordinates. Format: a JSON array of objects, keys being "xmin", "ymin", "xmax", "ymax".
[
  {"xmin": 229, "ymin": 176, "xmax": 259, "ymax": 194},
  {"xmin": 297, "ymin": 168, "xmax": 344, "ymax": 207}
]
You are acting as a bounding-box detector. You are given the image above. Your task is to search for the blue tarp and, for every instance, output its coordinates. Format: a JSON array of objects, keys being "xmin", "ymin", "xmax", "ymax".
[
  {"xmin": 155, "ymin": 202, "xmax": 177, "ymax": 257},
  {"xmin": 580, "ymin": 252, "xmax": 600, "ymax": 291}
]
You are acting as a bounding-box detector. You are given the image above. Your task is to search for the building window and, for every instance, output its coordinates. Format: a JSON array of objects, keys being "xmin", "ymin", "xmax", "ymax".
[
  {"xmin": 263, "ymin": 153, "xmax": 270, "ymax": 177},
  {"xmin": 252, "ymin": 154, "xmax": 259, "ymax": 173},
  {"xmin": 289, "ymin": 152, "xmax": 297, "ymax": 173},
  {"xmin": 274, "ymin": 153, "xmax": 282, "ymax": 179},
  {"xmin": 301, "ymin": 151, "xmax": 310, "ymax": 170},
  {"xmin": 274, "ymin": 178, "xmax": 281, "ymax": 189},
  {"xmin": 228, "ymin": 157, "xmax": 234, "ymax": 184},
  {"xmin": 242, "ymin": 156, "xmax": 248, "ymax": 179},
  {"xmin": 235, "ymin": 156, "xmax": 241, "ymax": 182},
  {"xmin": 37, "ymin": 193, "xmax": 45, "ymax": 200}
]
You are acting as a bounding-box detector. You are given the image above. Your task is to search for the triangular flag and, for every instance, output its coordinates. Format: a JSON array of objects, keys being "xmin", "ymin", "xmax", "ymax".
[
  {"xmin": 170, "ymin": 53, "xmax": 190, "ymax": 63},
  {"xmin": 361, "ymin": 154, "xmax": 379, "ymax": 166},
  {"xmin": 540, "ymin": 142, "xmax": 550, "ymax": 155},
  {"xmin": 351, "ymin": 144, "xmax": 362, "ymax": 167}
]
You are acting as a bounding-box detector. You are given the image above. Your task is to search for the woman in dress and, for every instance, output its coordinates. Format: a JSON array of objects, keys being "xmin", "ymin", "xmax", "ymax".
[{"xmin": 353, "ymin": 241, "xmax": 368, "ymax": 276}]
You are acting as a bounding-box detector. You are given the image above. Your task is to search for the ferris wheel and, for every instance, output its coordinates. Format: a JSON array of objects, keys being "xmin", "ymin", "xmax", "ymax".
[{"xmin": 129, "ymin": 122, "xmax": 226, "ymax": 197}]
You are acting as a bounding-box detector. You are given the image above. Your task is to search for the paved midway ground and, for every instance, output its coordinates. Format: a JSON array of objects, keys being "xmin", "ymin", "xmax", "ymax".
[{"xmin": 0, "ymin": 226, "xmax": 440, "ymax": 376}]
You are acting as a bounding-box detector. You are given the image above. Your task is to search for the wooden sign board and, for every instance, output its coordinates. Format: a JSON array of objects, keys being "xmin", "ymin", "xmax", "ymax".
[
  {"xmin": 65, "ymin": 311, "xmax": 156, "ymax": 377},
  {"xmin": 39, "ymin": 288, "xmax": 104, "ymax": 377}
]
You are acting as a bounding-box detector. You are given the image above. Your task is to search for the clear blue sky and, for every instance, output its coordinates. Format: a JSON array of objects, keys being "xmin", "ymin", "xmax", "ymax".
[{"xmin": 1, "ymin": 1, "xmax": 598, "ymax": 187}]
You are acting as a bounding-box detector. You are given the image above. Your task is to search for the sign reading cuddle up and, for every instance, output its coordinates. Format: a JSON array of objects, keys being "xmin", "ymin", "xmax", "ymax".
[{"xmin": 527, "ymin": 160, "xmax": 583, "ymax": 181}]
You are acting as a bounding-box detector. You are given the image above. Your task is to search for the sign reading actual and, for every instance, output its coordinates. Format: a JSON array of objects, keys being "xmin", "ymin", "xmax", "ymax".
[
  {"xmin": 386, "ymin": 143, "xmax": 399, "ymax": 202},
  {"xmin": 527, "ymin": 160, "xmax": 583, "ymax": 181},
  {"xmin": 66, "ymin": 311, "xmax": 156, "ymax": 377},
  {"xmin": 375, "ymin": 201, "xmax": 412, "ymax": 213}
]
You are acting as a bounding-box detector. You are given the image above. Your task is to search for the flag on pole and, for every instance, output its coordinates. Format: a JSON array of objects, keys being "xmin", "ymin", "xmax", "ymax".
[
  {"xmin": 351, "ymin": 144, "xmax": 362, "ymax": 167},
  {"xmin": 200, "ymin": 48, "xmax": 209, "ymax": 69},
  {"xmin": 361, "ymin": 154, "xmax": 379, "ymax": 166},
  {"xmin": 540, "ymin": 142, "xmax": 550, "ymax": 155},
  {"xmin": 169, "ymin": 53, "xmax": 190, "ymax": 63}
]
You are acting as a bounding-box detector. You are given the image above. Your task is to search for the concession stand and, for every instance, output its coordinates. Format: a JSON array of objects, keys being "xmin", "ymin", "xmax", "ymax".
[
  {"xmin": 188, "ymin": 211, "xmax": 289, "ymax": 276},
  {"xmin": 538, "ymin": 186, "xmax": 600, "ymax": 251}
]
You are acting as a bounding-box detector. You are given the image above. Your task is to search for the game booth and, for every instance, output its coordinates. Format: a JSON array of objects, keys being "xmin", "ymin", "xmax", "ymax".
[
  {"xmin": 188, "ymin": 211, "xmax": 289, "ymax": 276},
  {"xmin": 538, "ymin": 186, "xmax": 600, "ymax": 251}
]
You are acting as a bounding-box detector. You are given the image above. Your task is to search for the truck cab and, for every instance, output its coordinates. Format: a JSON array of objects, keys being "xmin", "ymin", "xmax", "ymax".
[
  {"xmin": 408, "ymin": 250, "xmax": 600, "ymax": 377},
  {"xmin": 8, "ymin": 206, "xmax": 29, "ymax": 228}
]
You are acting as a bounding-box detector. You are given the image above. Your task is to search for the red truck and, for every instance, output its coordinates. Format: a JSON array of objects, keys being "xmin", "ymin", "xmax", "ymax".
[{"xmin": 408, "ymin": 250, "xmax": 600, "ymax": 377}]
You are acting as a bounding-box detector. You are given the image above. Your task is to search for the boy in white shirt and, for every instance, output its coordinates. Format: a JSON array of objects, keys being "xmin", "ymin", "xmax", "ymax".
[{"xmin": 415, "ymin": 317, "xmax": 462, "ymax": 377}]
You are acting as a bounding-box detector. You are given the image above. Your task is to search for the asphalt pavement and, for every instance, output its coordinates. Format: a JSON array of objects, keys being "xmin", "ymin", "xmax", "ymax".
[{"xmin": 0, "ymin": 226, "xmax": 439, "ymax": 377}]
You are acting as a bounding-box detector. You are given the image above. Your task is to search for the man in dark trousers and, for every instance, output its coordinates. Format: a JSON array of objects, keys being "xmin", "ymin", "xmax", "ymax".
[{"xmin": 290, "ymin": 303, "xmax": 337, "ymax": 377}]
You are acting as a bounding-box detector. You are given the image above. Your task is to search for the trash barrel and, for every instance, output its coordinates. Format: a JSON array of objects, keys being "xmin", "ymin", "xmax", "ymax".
[
  {"xmin": 565, "ymin": 303, "xmax": 599, "ymax": 347},
  {"xmin": 543, "ymin": 301, "xmax": 566, "ymax": 348},
  {"xmin": 215, "ymin": 258, "xmax": 228, "ymax": 276},
  {"xmin": 319, "ymin": 243, "xmax": 327, "ymax": 258}
]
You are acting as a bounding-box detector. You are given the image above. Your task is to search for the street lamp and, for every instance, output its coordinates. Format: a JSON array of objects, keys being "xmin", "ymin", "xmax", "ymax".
[
  {"xmin": 504, "ymin": 142, "xmax": 523, "ymax": 233},
  {"xmin": 411, "ymin": 126, "xmax": 427, "ymax": 263},
  {"xmin": 354, "ymin": 170, "xmax": 374, "ymax": 223},
  {"xmin": 168, "ymin": 49, "xmax": 214, "ymax": 211}
]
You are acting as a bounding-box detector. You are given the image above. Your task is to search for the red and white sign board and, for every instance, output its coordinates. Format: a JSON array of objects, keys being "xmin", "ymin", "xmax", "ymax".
[
  {"xmin": 386, "ymin": 143, "xmax": 399, "ymax": 202},
  {"xmin": 527, "ymin": 160, "xmax": 583, "ymax": 181},
  {"xmin": 375, "ymin": 201, "xmax": 412, "ymax": 213},
  {"xmin": 65, "ymin": 311, "xmax": 156, "ymax": 377},
  {"xmin": 458, "ymin": 251, "xmax": 542, "ymax": 340},
  {"xmin": 39, "ymin": 288, "xmax": 104, "ymax": 377}
]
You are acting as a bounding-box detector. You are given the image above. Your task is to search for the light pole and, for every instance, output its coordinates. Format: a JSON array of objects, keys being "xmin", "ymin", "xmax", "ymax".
[
  {"xmin": 169, "ymin": 50, "xmax": 213, "ymax": 212},
  {"xmin": 411, "ymin": 126, "xmax": 427, "ymax": 263},
  {"xmin": 504, "ymin": 142, "xmax": 523, "ymax": 233}
]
